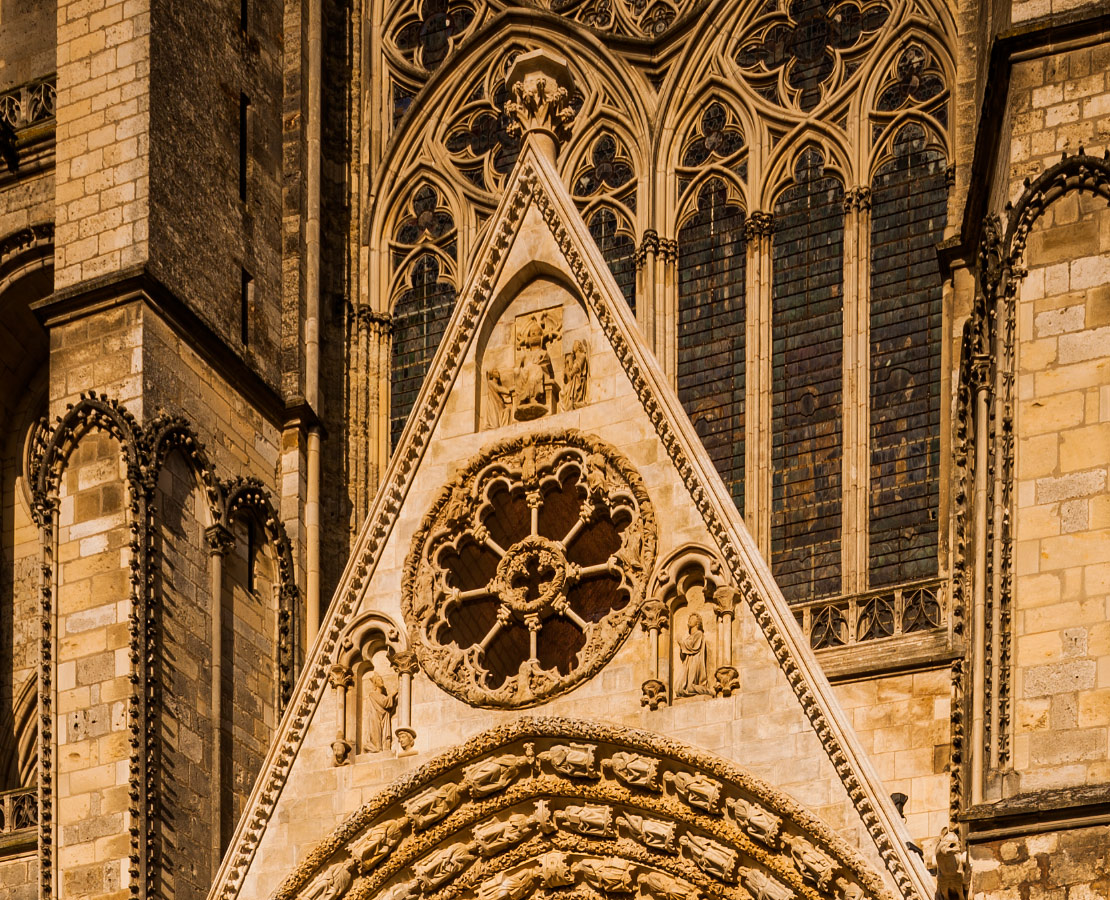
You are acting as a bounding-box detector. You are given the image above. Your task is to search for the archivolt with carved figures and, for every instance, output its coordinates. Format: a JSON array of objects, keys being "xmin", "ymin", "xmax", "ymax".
[{"xmin": 275, "ymin": 719, "xmax": 890, "ymax": 900}]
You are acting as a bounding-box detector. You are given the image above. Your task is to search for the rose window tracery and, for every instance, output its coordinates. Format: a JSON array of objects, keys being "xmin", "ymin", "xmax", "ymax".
[
  {"xmin": 403, "ymin": 431, "xmax": 656, "ymax": 708},
  {"xmin": 735, "ymin": 0, "xmax": 891, "ymax": 110},
  {"xmin": 392, "ymin": 0, "xmax": 478, "ymax": 71}
]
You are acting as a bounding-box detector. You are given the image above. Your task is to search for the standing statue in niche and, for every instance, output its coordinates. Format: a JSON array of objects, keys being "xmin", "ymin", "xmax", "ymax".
[
  {"xmin": 514, "ymin": 312, "xmax": 558, "ymax": 420},
  {"xmin": 562, "ymin": 339, "xmax": 589, "ymax": 409},
  {"xmin": 363, "ymin": 673, "xmax": 397, "ymax": 753},
  {"xmin": 676, "ymin": 612, "xmax": 714, "ymax": 697}
]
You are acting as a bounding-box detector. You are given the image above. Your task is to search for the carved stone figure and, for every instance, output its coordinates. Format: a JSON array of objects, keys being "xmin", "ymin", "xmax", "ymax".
[
  {"xmin": 933, "ymin": 828, "xmax": 969, "ymax": 900},
  {"xmin": 463, "ymin": 744, "xmax": 535, "ymax": 796},
  {"xmin": 640, "ymin": 871, "xmax": 700, "ymax": 900},
  {"xmin": 349, "ymin": 818, "xmax": 406, "ymax": 872},
  {"xmin": 562, "ymin": 339, "xmax": 589, "ymax": 409},
  {"xmin": 741, "ymin": 868, "xmax": 794, "ymax": 900},
  {"xmin": 640, "ymin": 678, "xmax": 668, "ymax": 710},
  {"xmin": 299, "ymin": 859, "xmax": 358, "ymax": 900},
  {"xmin": 680, "ymin": 833, "xmax": 737, "ymax": 881},
  {"xmin": 556, "ymin": 803, "xmax": 612, "ymax": 836},
  {"xmin": 538, "ymin": 742, "xmax": 598, "ymax": 778},
  {"xmin": 727, "ymin": 797, "xmax": 781, "ymax": 846},
  {"xmin": 714, "ymin": 666, "xmax": 740, "ymax": 697},
  {"xmin": 514, "ymin": 313, "xmax": 557, "ymax": 420},
  {"xmin": 473, "ymin": 813, "xmax": 535, "ymax": 856},
  {"xmin": 362, "ymin": 673, "xmax": 396, "ymax": 753},
  {"xmin": 615, "ymin": 811, "xmax": 675, "ymax": 852},
  {"xmin": 675, "ymin": 612, "xmax": 713, "ymax": 697},
  {"xmin": 413, "ymin": 841, "xmax": 477, "ymax": 891},
  {"xmin": 376, "ymin": 882, "xmax": 416, "ymax": 900},
  {"xmin": 476, "ymin": 868, "xmax": 538, "ymax": 900},
  {"xmin": 573, "ymin": 857, "xmax": 634, "ymax": 893},
  {"xmin": 784, "ymin": 834, "xmax": 837, "ymax": 889},
  {"xmin": 395, "ymin": 727, "xmax": 416, "ymax": 755},
  {"xmin": 485, "ymin": 368, "xmax": 515, "ymax": 428},
  {"xmin": 404, "ymin": 782, "xmax": 464, "ymax": 830},
  {"xmin": 603, "ymin": 751, "xmax": 661, "ymax": 791},
  {"xmin": 666, "ymin": 770, "xmax": 722, "ymax": 813},
  {"xmin": 837, "ymin": 877, "xmax": 864, "ymax": 900}
]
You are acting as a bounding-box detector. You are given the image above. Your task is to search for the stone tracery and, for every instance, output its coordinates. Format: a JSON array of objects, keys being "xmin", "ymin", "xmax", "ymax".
[{"xmin": 403, "ymin": 431, "xmax": 657, "ymax": 707}]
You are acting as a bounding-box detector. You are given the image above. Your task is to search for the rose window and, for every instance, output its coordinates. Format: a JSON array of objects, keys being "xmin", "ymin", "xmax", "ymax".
[{"xmin": 403, "ymin": 431, "xmax": 656, "ymax": 708}]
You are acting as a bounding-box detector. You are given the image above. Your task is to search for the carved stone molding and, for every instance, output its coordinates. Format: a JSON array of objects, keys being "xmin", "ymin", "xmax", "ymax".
[
  {"xmin": 402, "ymin": 429, "xmax": 657, "ymax": 708},
  {"xmin": 271, "ymin": 720, "xmax": 889, "ymax": 900}
]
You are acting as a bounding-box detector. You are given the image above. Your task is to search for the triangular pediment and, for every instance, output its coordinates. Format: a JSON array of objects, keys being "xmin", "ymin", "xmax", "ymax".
[{"xmin": 207, "ymin": 138, "xmax": 932, "ymax": 900}]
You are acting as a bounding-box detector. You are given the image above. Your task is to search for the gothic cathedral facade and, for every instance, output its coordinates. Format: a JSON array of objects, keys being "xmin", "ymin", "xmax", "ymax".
[{"xmin": 0, "ymin": 1, "xmax": 1107, "ymax": 900}]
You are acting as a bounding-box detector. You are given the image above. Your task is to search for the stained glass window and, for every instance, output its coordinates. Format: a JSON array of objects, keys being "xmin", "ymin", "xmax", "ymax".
[
  {"xmin": 677, "ymin": 178, "xmax": 747, "ymax": 511},
  {"xmin": 771, "ymin": 149, "xmax": 844, "ymax": 601}
]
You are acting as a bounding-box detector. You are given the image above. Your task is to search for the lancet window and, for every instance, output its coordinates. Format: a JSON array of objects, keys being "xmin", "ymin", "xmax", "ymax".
[
  {"xmin": 572, "ymin": 133, "xmax": 637, "ymax": 310},
  {"xmin": 677, "ymin": 178, "xmax": 747, "ymax": 512},
  {"xmin": 868, "ymin": 123, "xmax": 946, "ymax": 587},
  {"xmin": 389, "ymin": 184, "xmax": 458, "ymax": 450},
  {"xmin": 771, "ymin": 148, "xmax": 845, "ymax": 602}
]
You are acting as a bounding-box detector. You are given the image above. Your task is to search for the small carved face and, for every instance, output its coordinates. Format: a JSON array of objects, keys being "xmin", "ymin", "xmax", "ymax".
[{"xmin": 688, "ymin": 613, "xmax": 703, "ymax": 632}]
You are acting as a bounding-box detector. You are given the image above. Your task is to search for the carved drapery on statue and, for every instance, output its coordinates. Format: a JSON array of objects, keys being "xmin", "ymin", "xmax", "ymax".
[
  {"xmin": 402, "ymin": 430, "xmax": 657, "ymax": 708},
  {"xmin": 273, "ymin": 720, "xmax": 890, "ymax": 900}
]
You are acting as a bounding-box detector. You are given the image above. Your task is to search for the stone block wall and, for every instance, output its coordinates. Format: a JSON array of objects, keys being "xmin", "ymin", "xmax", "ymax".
[
  {"xmin": 54, "ymin": 0, "xmax": 150, "ymax": 289},
  {"xmin": 1010, "ymin": 191, "xmax": 1110, "ymax": 792},
  {"xmin": 834, "ymin": 670, "xmax": 953, "ymax": 841},
  {"xmin": 972, "ymin": 825, "xmax": 1110, "ymax": 900},
  {"xmin": 54, "ymin": 429, "xmax": 134, "ymax": 900}
]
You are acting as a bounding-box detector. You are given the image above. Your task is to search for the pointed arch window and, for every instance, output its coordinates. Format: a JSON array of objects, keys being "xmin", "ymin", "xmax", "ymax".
[
  {"xmin": 868, "ymin": 123, "xmax": 946, "ymax": 586},
  {"xmin": 573, "ymin": 133, "xmax": 637, "ymax": 311},
  {"xmin": 389, "ymin": 185, "xmax": 458, "ymax": 451},
  {"xmin": 677, "ymin": 177, "xmax": 747, "ymax": 511},
  {"xmin": 771, "ymin": 148, "xmax": 845, "ymax": 602}
]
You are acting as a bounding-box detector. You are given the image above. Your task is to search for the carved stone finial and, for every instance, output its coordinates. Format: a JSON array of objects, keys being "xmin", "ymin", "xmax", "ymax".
[{"xmin": 504, "ymin": 50, "xmax": 576, "ymax": 161}]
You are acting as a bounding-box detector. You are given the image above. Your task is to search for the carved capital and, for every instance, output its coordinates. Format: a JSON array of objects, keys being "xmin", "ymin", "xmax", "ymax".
[
  {"xmin": 504, "ymin": 50, "xmax": 576, "ymax": 159},
  {"xmin": 743, "ymin": 211, "xmax": 773, "ymax": 240},
  {"xmin": 843, "ymin": 186, "xmax": 872, "ymax": 213},
  {"xmin": 205, "ymin": 524, "xmax": 235, "ymax": 557},
  {"xmin": 328, "ymin": 663, "xmax": 354, "ymax": 690},
  {"xmin": 391, "ymin": 649, "xmax": 420, "ymax": 676},
  {"xmin": 709, "ymin": 584, "xmax": 741, "ymax": 617},
  {"xmin": 356, "ymin": 307, "xmax": 393, "ymax": 337},
  {"xmin": 640, "ymin": 598, "xmax": 668, "ymax": 632}
]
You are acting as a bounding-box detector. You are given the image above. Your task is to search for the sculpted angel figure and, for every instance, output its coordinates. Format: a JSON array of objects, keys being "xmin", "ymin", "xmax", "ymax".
[
  {"xmin": 555, "ymin": 803, "xmax": 612, "ymax": 836},
  {"xmin": 603, "ymin": 751, "xmax": 661, "ymax": 790},
  {"xmin": 476, "ymin": 869, "xmax": 538, "ymax": 900},
  {"xmin": 727, "ymin": 797, "xmax": 782, "ymax": 846},
  {"xmin": 680, "ymin": 833, "xmax": 737, "ymax": 881},
  {"xmin": 362, "ymin": 673, "xmax": 396, "ymax": 753},
  {"xmin": 300, "ymin": 858, "xmax": 358, "ymax": 900},
  {"xmin": 675, "ymin": 612, "xmax": 714, "ymax": 697},
  {"xmin": 350, "ymin": 818, "xmax": 406, "ymax": 872},
  {"xmin": 473, "ymin": 813, "xmax": 535, "ymax": 856},
  {"xmin": 784, "ymin": 834, "xmax": 836, "ymax": 888},
  {"xmin": 615, "ymin": 811, "xmax": 676, "ymax": 852},
  {"xmin": 405, "ymin": 782, "xmax": 464, "ymax": 830},
  {"xmin": 667, "ymin": 770, "xmax": 722, "ymax": 814},
  {"xmin": 463, "ymin": 744, "xmax": 535, "ymax": 797},
  {"xmin": 562, "ymin": 339, "xmax": 588, "ymax": 409},
  {"xmin": 414, "ymin": 842, "xmax": 477, "ymax": 891},
  {"xmin": 742, "ymin": 868, "xmax": 794, "ymax": 900},
  {"xmin": 573, "ymin": 857, "xmax": 634, "ymax": 893},
  {"xmin": 537, "ymin": 742, "xmax": 597, "ymax": 778},
  {"xmin": 641, "ymin": 871, "xmax": 699, "ymax": 900}
]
